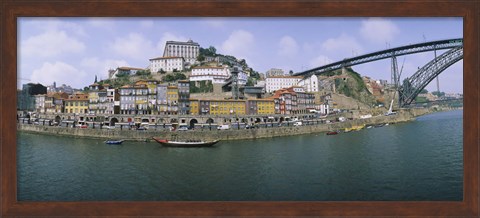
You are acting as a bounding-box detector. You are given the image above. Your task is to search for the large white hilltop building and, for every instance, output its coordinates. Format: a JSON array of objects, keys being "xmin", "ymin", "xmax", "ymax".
[
  {"xmin": 265, "ymin": 76, "xmax": 303, "ymax": 93},
  {"xmin": 148, "ymin": 56, "xmax": 185, "ymax": 73},
  {"xmin": 162, "ymin": 39, "xmax": 200, "ymax": 64},
  {"xmin": 265, "ymin": 68, "xmax": 285, "ymax": 77}
]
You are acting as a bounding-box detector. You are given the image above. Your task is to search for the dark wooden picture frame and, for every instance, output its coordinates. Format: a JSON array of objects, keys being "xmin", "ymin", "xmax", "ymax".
[{"xmin": 1, "ymin": 0, "xmax": 478, "ymax": 217}]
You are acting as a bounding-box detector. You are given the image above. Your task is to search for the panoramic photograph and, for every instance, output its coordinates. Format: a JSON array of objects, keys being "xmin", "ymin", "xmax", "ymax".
[{"xmin": 17, "ymin": 17, "xmax": 463, "ymax": 201}]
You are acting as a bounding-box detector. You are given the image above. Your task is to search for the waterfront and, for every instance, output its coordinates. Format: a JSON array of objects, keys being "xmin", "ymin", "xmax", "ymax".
[{"xmin": 17, "ymin": 110, "xmax": 463, "ymax": 201}]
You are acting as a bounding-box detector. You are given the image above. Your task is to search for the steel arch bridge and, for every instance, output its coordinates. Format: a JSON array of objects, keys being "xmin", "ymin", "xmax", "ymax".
[
  {"xmin": 399, "ymin": 47, "xmax": 463, "ymax": 106},
  {"xmin": 294, "ymin": 38, "xmax": 463, "ymax": 106}
]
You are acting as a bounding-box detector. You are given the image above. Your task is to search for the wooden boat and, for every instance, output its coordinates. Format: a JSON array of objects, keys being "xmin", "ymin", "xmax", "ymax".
[
  {"xmin": 152, "ymin": 137, "xmax": 219, "ymax": 147},
  {"xmin": 105, "ymin": 139, "xmax": 125, "ymax": 144},
  {"xmin": 326, "ymin": 131, "xmax": 338, "ymax": 135}
]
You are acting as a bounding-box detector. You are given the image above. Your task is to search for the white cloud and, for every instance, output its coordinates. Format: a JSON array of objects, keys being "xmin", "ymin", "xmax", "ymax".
[
  {"xmin": 81, "ymin": 57, "xmax": 129, "ymax": 79},
  {"xmin": 220, "ymin": 30, "xmax": 254, "ymax": 59},
  {"xmin": 321, "ymin": 34, "xmax": 363, "ymax": 58},
  {"xmin": 109, "ymin": 33, "xmax": 156, "ymax": 60},
  {"xmin": 309, "ymin": 55, "xmax": 334, "ymax": 68},
  {"xmin": 278, "ymin": 36, "xmax": 299, "ymax": 57},
  {"xmin": 156, "ymin": 32, "xmax": 189, "ymax": 51},
  {"xmin": 360, "ymin": 18, "xmax": 400, "ymax": 43},
  {"xmin": 202, "ymin": 18, "xmax": 226, "ymax": 28},
  {"xmin": 30, "ymin": 62, "xmax": 88, "ymax": 88},
  {"xmin": 140, "ymin": 20, "xmax": 154, "ymax": 29},
  {"xmin": 21, "ymin": 30, "xmax": 85, "ymax": 58},
  {"xmin": 88, "ymin": 18, "xmax": 116, "ymax": 28}
]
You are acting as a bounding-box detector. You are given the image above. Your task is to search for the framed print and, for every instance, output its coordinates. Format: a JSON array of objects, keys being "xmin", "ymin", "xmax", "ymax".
[{"xmin": 1, "ymin": 0, "xmax": 478, "ymax": 217}]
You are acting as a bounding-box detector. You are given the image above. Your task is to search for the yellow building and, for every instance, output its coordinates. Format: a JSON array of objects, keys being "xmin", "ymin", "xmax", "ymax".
[
  {"xmin": 209, "ymin": 100, "xmax": 246, "ymax": 115},
  {"xmin": 189, "ymin": 99, "xmax": 199, "ymax": 115},
  {"xmin": 167, "ymin": 86, "xmax": 178, "ymax": 114},
  {"xmin": 64, "ymin": 93, "xmax": 89, "ymax": 114},
  {"xmin": 255, "ymin": 99, "xmax": 275, "ymax": 115}
]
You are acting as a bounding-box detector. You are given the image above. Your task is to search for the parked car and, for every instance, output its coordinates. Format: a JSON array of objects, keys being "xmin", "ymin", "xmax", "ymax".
[
  {"xmin": 217, "ymin": 124, "xmax": 230, "ymax": 130},
  {"xmin": 80, "ymin": 125, "xmax": 88, "ymax": 129},
  {"xmin": 137, "ymin": 126, "xmax": 147, "ymax": 131},
  {"xmin": 293, "ymin": 121, "xmax": 303, "ymax": 127},
  {"xmin": 104, "ymin": 125, "xmax": 115, "ymax": 129},
  {"xmin": 178, "ymin": 126, "xmax": 189, "ymax": 131}
]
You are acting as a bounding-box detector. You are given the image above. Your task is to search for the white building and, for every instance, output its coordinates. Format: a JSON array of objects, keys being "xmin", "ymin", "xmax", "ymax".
[
  {"xmin": 189, "ymin": 66, "xmax": 231, "ymax": 84},
  {"xmin": 189, "ymin": 66, "xmax": 248, "ymax": 85},
  {"xmin": 110, "ymin": 67, "xmax": 145, "ymax": 78},
  {"xmin": 265, "ymin": 76, "xmax": 303, "ymax": 93},
  {"xmin": 297, "ymin": 74, "xmax": 319, "ymax": 92},
  {"xmin": 162, "ymin": 40, "xmax": 200, "ymax": 64},
  {"xmin": 149, "ymin": 56, "xmax": 185, "ymax": 73}
]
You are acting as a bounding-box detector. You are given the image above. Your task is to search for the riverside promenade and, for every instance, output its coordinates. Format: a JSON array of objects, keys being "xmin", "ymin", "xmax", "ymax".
[{"xmin": 17, "ymin": 108, "xmax": 432, "ymax": 142}]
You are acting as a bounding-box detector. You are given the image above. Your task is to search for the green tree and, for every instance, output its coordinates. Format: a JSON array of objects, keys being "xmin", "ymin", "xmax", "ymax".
[
  {"xmin": 431, "ymin": 91, "xmax": 445, "ymax": 97},
  {"xmin": 207, "ymin": 46, "xmax": 217, "ymax": 55},
  {"xmin": 246, "ymin": 77, "xmax": 255, "ymax": 86},
  {"xmin": 289, "ymin": 70, "xmax": 294, "ymax": 75},
  {"xmin": 419, "ymin": 89, "xmax": 428, "ymax": 94},
  {"xmin": 94, "ymin": 75, "xmax": 98, "ymax": 83}
]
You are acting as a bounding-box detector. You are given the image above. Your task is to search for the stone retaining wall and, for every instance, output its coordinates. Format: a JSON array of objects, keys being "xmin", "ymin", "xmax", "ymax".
[{"xmin": 18, "ymin": 108, "xmax": 432, "ymax": 142}]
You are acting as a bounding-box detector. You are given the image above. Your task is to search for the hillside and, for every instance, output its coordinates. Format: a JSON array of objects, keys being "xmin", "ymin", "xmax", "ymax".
[{"xmin": 321, "ymin": 68, "xmax": 377, "ymax": 108}]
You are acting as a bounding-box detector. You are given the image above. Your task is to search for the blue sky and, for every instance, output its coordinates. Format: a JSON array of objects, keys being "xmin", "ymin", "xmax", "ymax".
[{"xmin": 18, "ymin": 17, "xmax": 463, "ymax": 93}]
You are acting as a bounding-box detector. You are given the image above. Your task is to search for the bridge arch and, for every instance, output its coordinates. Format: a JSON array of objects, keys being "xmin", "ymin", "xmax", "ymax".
[{"xmin": 399, "ymin": 47, "xmax": 463, "ymax": 106}]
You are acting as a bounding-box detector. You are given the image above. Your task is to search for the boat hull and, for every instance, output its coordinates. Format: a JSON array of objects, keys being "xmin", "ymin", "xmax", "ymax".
[
  {"xmin": 105, "ymin": 140, "xmax": 124, "ymax": 144},
  {"xmin": 152, "ymin": 137, "xmax": 219, "ymax": 147}
]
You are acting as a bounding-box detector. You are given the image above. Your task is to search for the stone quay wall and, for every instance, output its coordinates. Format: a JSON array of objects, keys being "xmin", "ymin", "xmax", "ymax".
[{"xmin": 18, "ymin": 108, "xmax": 432, "ymax": 142}]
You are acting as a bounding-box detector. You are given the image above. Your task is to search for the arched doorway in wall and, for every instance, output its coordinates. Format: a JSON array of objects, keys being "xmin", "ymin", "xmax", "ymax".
[
  {"xmin": 170, "ymin": 118, "xmax": 178, "ymax": 129},
  {"xmin": 255, "ymin": 117, "xmax": 262, "ymax": 123},
  {"xmin": 110, "ymin": 118, "xmax": 119, "ymax": 126},
  {"xmin": 55, "ymin": 115, "xmax": 61, "ymax": 124},
  {"xmin": 206, "ymin": 118, "xmax": 214, "ymax": 124},
  {"xmin": 141, "ymin": 118, "xmax": 149, "ymax": 123},
  {"xmin": 189, "ymin": 119, "xmax": 198, "ymax": 129}
]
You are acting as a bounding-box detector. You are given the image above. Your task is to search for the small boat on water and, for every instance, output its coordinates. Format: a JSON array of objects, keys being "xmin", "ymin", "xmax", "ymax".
[
  {"xmin": 326, "ymin": 131, "xmax": 338, "ymax": 135},
  {"xmin": 344, "ymin": 124, "xmax": 366, "ymax": 132},
  {"xmin": 152, "ymin": 137, "xmax": 219, "ymax": 147},
  {"xmin": 105, "ymin": 139, "xmax": 125, "ymax": 144}
]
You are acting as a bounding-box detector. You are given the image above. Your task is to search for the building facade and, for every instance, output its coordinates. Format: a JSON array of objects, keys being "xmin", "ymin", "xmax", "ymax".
[
  {"xmin": 265, "ymin": 76, "xmax": 303, "ymax": 93},
  {"xmin": 189, "ymin": 66, "xmax": 231, "ymax": 84},
  {"xmin": 177, "ymin": 80, "xmax": 190, "ymax": 115},
  {"xmin": 110, "ymin": 66, "xmax": 146, "ymax": 78},
  {"xmin": 297, "ymin": 74, "xmax": 319, "ymax": 92},
  {"xmin": 265, "ymin": 68, "xmax": 285, "ymax": 78},
  {"xmin": 18, "ymin": 83, "xmax": 47, "ymax": 111},
  {"xmin": 149, "ymin": 56, "xmax": 184, "ymax": 73},
  {"xmin": 162, "ymin": 40, "xmax": 200, "ymax": 64},
  {"xmin": 64, "ymin": 93, "xmax": 89, "ymax": 114}
]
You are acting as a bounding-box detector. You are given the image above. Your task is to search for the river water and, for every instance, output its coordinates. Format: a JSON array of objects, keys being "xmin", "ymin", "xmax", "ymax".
[{"xmin": 17, "ymin": 110, "xmax": 463, "ymax": 201}]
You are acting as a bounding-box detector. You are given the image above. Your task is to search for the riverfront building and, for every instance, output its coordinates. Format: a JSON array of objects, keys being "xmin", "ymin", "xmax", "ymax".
[
  {"xmin": 148, "ymin": 56, "xmax": 185, "ymax": 73},
  {"xmin": 205, "ymin": 99, "xmax": 246, "ymax": 116},
  {"xmin": 162, "ymin": 40, "xmax": 200, "ymax": 64},
  {"xmin": 177, "ymin": 80, "xmax": 190, "ymax": 115},
  {"xmin": 64, "ymin": 93, "xmax": 89, "ymax": 114},
  {"xmin": 18, "ymin": 83, "xmax": 47, "ymax": 111},
  {"xmin": 246, "ymin": 99, "xmax": 275, "ymax": 115}
]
